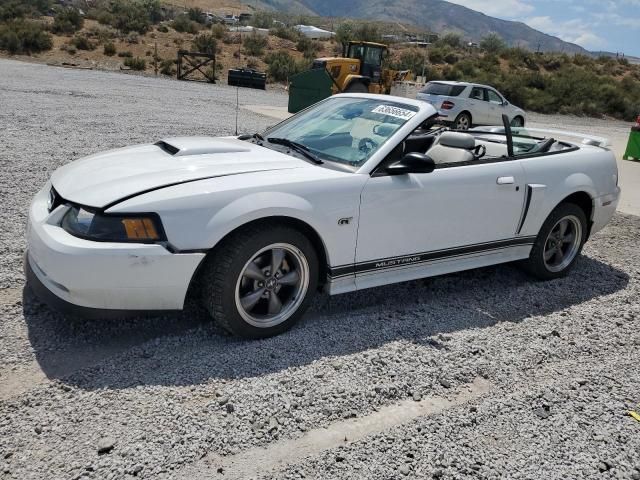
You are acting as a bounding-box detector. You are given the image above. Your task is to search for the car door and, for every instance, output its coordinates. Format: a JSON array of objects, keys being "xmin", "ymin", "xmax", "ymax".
[
  {"xmin": 355, "ymin": 159, "xmax": 527, "ymax": 290},
  {"xmin": 486, "ymin": 89, "xmax": 506, "ymax": 125},
  {"xmin": 468, "ymin": 87, "xmax": 490, "ymax": 125}
]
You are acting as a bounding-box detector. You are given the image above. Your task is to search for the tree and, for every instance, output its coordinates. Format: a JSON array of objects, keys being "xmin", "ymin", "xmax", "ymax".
[
  {"xmin": 335, "ymin": 22, "xmax": 354, "ymax": 45},
  {"xmin": 480, "ymin": 33, "xmax": 506, "ymax": 54},
  {"xmin": 355, "ymin": 23, "xmax": 380, "ymax": 43},
  {"xmin": 439, "ymin": 32, "xmax": 462, "ymax": 48}
]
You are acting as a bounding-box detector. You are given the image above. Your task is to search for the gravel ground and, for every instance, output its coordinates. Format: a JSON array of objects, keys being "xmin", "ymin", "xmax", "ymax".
[{"xmin": 1, "ymin": 59, "xmax": 640, "ymax": 480}]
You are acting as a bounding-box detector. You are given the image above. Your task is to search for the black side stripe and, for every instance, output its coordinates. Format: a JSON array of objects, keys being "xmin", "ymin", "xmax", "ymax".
[
  {"xmin": 328, "ymin": 236, "xmax": 536, "ymax": 279},
  {"xmin": 516, "ymin": 185, "xmax": 533, "ymax": 235}
]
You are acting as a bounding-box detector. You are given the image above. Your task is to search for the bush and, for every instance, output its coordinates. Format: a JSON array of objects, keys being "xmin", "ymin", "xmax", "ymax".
[
  {"xmin": 70, "ymin": 35, "xmax": 95, "ymax": 50},
  {"xmin": 118, "ymin": 50, "xmax": 132, "ymax": 57},
  {"xmin": 211, "ymin": 23, "xmax": 227, "ymax": 39},
  {"xmin": 192, "ymin": 33, "xmax": 216, "ymax": 54},
  {"xmin": 0, "ymin": 20, "xmax": 52, "ymax": 54},
  {"xmin": 335, "ymin": 21, "xmax": 354, "ymax": 45},
  {"xmin": 355, "ymin": 23, "xmax": 380, "ymax": 43},
  {"xmin": 270, "ymin": 25, "xmax": 299, "ymax": 42},
  {"xmin": 103, "ymin": 42, "xmax": 116, "ymax": 55},
  {"xmin": 243, "ymin": 32, "xmax": 267, "ymax": 56},
  {"xmin": 480, "ymin": 33, "xmax": 506, "ymax": 54},
  {"xmin": 156, "ymin": 23, "xmax": 168, "ymax": 33},
  {"xmin": 296, "ymin": 36, "xmax": 319, "ymax": 59},
  {"xmin": 265, "ymin": 50, "xmax": 299, "ymax": 81},
  {"xmin": 394, "ymin": 48, "xmax": 427, "ymax": 75},
  {"xmin": 250, "ymin": 11, "xmax": 274, "ymax": 29},
  {"xmin": 188, "ymin": 8, "xmax": 205, "ymax": 24},
  {"xmin": 52, "ymin": 7, "xmax": 83, "ymax": 34},
  {"xmin": 438, "ymin": 32, "xmax": 462, "ymax": 48},
  {"xmin": 428, "ymin": 47, "xmax": 445, "ymax": 64},
  {"xmin": 172, "ymin": 14, "xmax": 198, "ymax": 34},
  {"xmin": 110, "ymin": 0, "xmax": 151, "ymax": 34},
  {"xmin": 1, "ymin": 0, "xmax": 49, "ymax": 21},
  {"xmin": 124, "ymin": 56, "xmax": 145, "ymax": 70},
  {"xmin": 159, "ymin": 58, "xmax": 174, "ymax": 75}
]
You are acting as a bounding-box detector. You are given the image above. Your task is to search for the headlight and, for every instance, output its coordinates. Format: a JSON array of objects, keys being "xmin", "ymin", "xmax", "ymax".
[{"xmin": 61, "ymin": 206, "xmax": 165, "ymax": 243}]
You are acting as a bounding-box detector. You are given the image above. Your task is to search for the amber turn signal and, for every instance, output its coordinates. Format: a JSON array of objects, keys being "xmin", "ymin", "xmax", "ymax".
[{"xmin": 121, "ymin": 218, "xmax": 160, "ymax": 240}]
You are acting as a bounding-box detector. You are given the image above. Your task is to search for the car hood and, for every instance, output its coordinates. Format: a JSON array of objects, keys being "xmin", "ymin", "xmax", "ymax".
[{"xmin": 51, "ymin": 137, "xmax": 310, "ymax": 208}]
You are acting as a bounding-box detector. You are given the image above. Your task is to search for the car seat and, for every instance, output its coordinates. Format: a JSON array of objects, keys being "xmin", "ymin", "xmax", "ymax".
[{"xmin": 426, "ymin": 132, "xmax": 476, "ymax": 164}]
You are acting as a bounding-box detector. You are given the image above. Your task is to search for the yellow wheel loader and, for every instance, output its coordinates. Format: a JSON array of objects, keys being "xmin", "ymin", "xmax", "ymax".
[{"xmin": 288, "ymin": 41, "xmax": 413, "ymax": 113}]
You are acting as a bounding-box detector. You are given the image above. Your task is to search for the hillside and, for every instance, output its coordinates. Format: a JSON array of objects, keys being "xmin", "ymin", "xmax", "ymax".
[{"xmin": 256, "ymin": 0, "xmax": 588, "ymax": 54}]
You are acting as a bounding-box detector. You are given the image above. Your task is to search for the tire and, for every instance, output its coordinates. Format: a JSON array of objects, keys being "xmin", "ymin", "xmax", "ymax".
[
  {"xmin": 344, "ymin": 81, "xmax": 369, "ymax": 93},
  {"xmin": 201, "ymin": 224, "xmax": 319, "ymax": 338},
  {"xmin": 511, "ymin": 116, "xmax": 525, "ymax": 128},
  {"xmin": 453, "ymin": 112, "xmax": 471, "ymax": 130},
  {"xmin": 523, "ymin": 203, "xmax": 587, "ymax": 280}
]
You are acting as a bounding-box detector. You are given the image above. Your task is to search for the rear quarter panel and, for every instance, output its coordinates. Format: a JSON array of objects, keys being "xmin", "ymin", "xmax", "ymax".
[{"xmin": 518, "ymin": 146, "xmax": 618, "ymax": 237}]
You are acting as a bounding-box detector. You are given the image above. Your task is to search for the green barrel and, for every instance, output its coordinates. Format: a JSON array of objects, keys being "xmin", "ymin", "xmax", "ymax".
[
  {"xmin": 288, "ymin": 68, "xmax": 333, "ymax": 114},
  {"xmin": 623, "ymin": 129, "xmax": 640, "ymax": 161}
]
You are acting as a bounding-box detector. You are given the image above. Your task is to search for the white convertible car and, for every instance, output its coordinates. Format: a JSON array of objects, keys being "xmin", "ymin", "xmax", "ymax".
[{"xmin": 26, "ymin": 94, "xmax": 620, "ymax": 338}]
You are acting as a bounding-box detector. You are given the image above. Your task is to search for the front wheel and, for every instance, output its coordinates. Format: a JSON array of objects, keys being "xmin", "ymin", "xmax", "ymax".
[
  {"xmin": 523, "ymin": 203, "xmax": 587, "ymax": 280},
  {"xmin": 201, "ymin": 225, "xmax": 318, "ymax": 338},
  {"xmin": 511, "ymin": 116, "xmax": 525, "ymax": 128}
]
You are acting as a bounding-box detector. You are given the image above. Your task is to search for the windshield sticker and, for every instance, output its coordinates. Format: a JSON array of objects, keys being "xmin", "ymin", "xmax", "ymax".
[{"xmin": 371, "ymin": 105, "xmax": 417, "ymax": 120}]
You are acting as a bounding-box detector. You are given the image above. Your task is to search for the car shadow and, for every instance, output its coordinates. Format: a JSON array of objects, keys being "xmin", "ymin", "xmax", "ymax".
[{"xmin": 22, "ymin": 255, "xmax": 629, "ymax": 390}]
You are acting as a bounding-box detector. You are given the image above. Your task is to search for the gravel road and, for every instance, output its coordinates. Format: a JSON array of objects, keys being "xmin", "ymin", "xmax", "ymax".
[{"xmin": 1, "ymin": 59, "xmax": 639, "ymax": 480}]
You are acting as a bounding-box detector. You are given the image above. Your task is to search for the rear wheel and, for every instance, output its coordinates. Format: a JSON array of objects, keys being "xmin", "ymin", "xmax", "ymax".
[
  {"xmin": 453, "ymin": 112, "xmax": 471, "ymax": 130},
  {"xmin": 201, "ymin": 225, "xmax": 318, "ymax": 338},
  {"xmin": 344, "ymin": 81, "xmax": 369, "ymax": 93},
  {"xmin": 523, "ymin": 203, "xmax": 587, "ymax": 280},
  {"xmin": 511, "ymin": 116, "xmax": 525, "ymax": 128}
]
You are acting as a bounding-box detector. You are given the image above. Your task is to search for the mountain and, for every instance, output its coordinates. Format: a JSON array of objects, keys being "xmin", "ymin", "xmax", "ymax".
[{"xmin": 256, "ymin": 0, "xmax": 589, "ymax": 54}]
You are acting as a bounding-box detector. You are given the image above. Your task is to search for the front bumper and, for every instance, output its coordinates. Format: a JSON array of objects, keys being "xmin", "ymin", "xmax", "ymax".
[{"xmin": 26, "ymin": 183, "xmax": 205, "ymax": 314}]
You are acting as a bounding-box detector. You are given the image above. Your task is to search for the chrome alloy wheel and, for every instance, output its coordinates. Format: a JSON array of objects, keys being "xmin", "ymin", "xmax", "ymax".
[
  {"xmin": 543, "ymin": 215, "xmax": 582, "ymax": 273},
  {"xmin": 456, "ymin": 115, "xmax": 470, "ymax": 130},
  {"xmin": 234, "ymin": 243, "xmax": 310, "ymax": 328}
]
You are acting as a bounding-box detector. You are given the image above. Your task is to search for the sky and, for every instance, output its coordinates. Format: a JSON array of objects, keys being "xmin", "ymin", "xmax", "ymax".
[{"xmin": 446, "ymin": 0, "xmax": 640, "ymax": 56}]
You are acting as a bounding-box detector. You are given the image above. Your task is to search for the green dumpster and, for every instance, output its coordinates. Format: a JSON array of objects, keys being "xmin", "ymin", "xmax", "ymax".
[
  {"xmin": 288, "ymin": 68, "xmax": 333, "ymax": 114},
  {"xmin": 623, "ymin": 129, "xmax": 640, "ymax": 161}
]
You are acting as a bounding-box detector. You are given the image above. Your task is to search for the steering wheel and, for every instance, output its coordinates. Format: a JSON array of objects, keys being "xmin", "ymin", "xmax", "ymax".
[{"xmin": 358, "ymin": 137, "xmax": 378, "ymax": 154}]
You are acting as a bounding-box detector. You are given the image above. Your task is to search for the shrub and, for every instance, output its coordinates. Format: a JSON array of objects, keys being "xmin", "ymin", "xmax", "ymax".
[
  {"xmin": 159, "ymin": 58, "xmax": 174, "ymax": 75},
  {"xmin": 480, "ymin": 33, "xmax": 506, "ymax": 54},
  {"xmin": 192, "ymin": 33, "xmax": 216, "ymax": 54},
  {"xmin": 335, "ymin": 21, "xmax": 354, "ymax": 45},
  {"xmin": 438, "ymin": 32, "xmax": 462, "ymax": 48},
  {"xmin": 211, "ymin": 23, "xmax": 227, "ymax": 39},
  {"xmin": 124, "ymin": 56, "xmax": 145, "ymax": 70},
  {"xmin": 354, "ymin": 23, "xmax": 380, "ymax": 43},
  {"xmin": 0, "ymin": 0, "xmax": 50, "ymax": 21},
  {"xmin": 250, "ymin": 11, "xmax": 274, "ymax": 29},
  {"xmin": 110, "ymin": 0, "xmax": 151, "ymax": 34},
  {"xmin": 0, "ymin": 20, "xmax": 52, "ymax": 54},
  {"xmin": 428, "ymin": 47, "xmax": 445, "ymax": 64},
  {"xmin": 246, "ymin": 56, "xmax": 259, "ymax": 69},
  {"xmin": 394, "ymin": 48, "xmax": 427, "ymax": 74},
  {"xmin": 172, "ymin": 14, "xmax": 198, "ymax": 34},
  {"xmin": 125, "ymin": 31, "xmax": 139, "ymax": 43},
  {"xmin": 52, "ymin": 7, "xmax": 83, "ymax": 34},
  {"xmin": 265, "ymin": 50, "xmax": 299, "ymax": 81},
  {"xmin": 270, "ymin": 25, "xmax": 299, "ymax": 42},
  {"xmin": 243, "ymin": 32, "xmax": 267, "ymax": 56},
  {"xmin": 156, "ymin": 23, "xmax": 168, "ymax": 33},
  {"xmin": 296, "ymin": 36, "xmax": 319, "ymax": 59},
  {"xmin": 444, "ymin": 52, "xmax": 458, "ymax": 64},
  {"xmin": 103, "ymin": 41, "xmax": 116, "ymax": 55},
  {"xmin": 118, "ymin": 50, "xmax": 132, "ymax": 57},
  {"xmin": 71, "ymin": 34, "xmax": 95, "ymax": 50},
  {"xmin": 188, "ymin": 8, "xmax": 205, "ymax": 24}
]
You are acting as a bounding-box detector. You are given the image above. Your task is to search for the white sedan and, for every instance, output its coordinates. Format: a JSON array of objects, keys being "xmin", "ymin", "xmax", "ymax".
[{"xmin": 26, "ymin": 94, "xmax": 620, "ymax": 338}]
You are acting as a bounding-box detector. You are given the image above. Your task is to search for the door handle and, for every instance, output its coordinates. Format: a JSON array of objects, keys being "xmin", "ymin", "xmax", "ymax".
[{"xmin": 497, "ymin": 176, "xmax": 515, "ymax": 185}]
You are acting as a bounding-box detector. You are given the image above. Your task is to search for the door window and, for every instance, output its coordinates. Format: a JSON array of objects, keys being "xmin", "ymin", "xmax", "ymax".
[
  {"xmin": 470, "ymin": 87, "xmax": 486, "ymax": 101},
  {"xmin": 487, "ymin": 90, "xmax": 503, "ymax": 105}
]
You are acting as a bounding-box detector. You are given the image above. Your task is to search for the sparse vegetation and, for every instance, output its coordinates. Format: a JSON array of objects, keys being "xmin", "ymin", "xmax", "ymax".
[
  {"xmin": 192, "ymin": 33, "xmax": 216, "ymax": 54},
  {"xmin": 243, "ymin": 33, "xmax": 267, "ymax": 57},
  {"xmin": 103, "ymin": 42, "xmax": 116, "ymax": 56},
  {"xmin": 123, "ymin": 56, "xmax": 145, "ymax": 70},
  {"xmin": 118, "ymin": 50, "xmax": 133, "ymax": 57},
  {"xmin": 159, "ymin": 58, "xmax": 174, "ymax": 75},
  {"xmin": 250, "ymin": 11, "xmax": 275, "ymax": 29},
  {"xmin": 0, "ymin": 20, "xmax": 52, "ymax": 54},
  {"xmin": 51, "ymin": 7, "xmax": 83, "ymax": 34},
  {"xmin": 171, "ymin": 14, "xmax": 199, "ymax": 34},
  {"xmin": 70, "ymin": 34, "xmax": 95, "ymax": 51},
  {"xmin": 480, "ymin": 33, "xmax": 506, "ymax": 54},
  {"xmin": 265, "ymin": 50, "xmax": 308, "ymax": 81},
  {"xmin": 296, "ymin": 36, "xmax": 320, "ymax": 59}
]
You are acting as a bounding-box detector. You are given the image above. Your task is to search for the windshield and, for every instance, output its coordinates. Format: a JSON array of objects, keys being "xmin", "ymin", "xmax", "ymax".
[{"xmin": 264, "ymin": 97, "xmax": 418, "ymax": 167}]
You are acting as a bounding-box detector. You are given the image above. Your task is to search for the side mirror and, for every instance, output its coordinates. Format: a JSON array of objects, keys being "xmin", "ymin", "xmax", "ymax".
[{"xmin": 386, "ymin": 152, "xmax": 435, "ymax": 175}]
